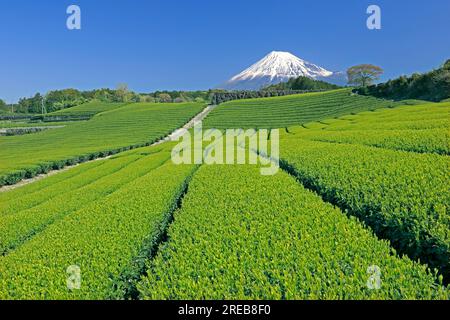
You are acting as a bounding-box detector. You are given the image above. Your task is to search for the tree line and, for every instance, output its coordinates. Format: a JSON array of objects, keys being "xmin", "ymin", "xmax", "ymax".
[
  {"xmin": 353, "ymin": 60, "xmax": 449, "ymax": 102},
  {"xmin": 264, "ymin": 76, "xmax": 341, "ymax": 91},
  {"xmin": 4, "ymin": 60, "xmax": 447, "ymax": 114},
  {"xmin": 210, "ymin": 89, "xmax": 330, "ymax": 105},
  {"xmin": 210, "ymin": 76, "xmax": 342, "ymax": 105},
  {"xmin": 2, "ymin": 85, "xmax": 213, "ymax": 114},
  {"xmin": 0, "ymin": 99, "xmax": 7, "ymax": 112}
]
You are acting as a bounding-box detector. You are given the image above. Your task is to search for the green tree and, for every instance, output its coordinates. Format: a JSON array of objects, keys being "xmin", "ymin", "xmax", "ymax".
[
  {"xmin": 15, "ymin": 93, "xmax": 46, "ymax": 113},
  {"xmin": 347, "ymin": 64, "xmax": 384, "ymax": 87},
  {"xmin": 264, "ymin": 76, "xmax": 340, "ymax": 91},
  {"xmin": 45, "ymin": 89, "xmax": 85, "ymax": 112},
  {"xmin": 443, "ymin": 59, "xmax": 450, "ymax": 70}
]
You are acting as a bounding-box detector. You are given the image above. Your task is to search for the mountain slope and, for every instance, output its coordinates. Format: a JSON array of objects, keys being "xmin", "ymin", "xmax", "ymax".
[{"xmin": 220, "ymin": 51, "xmax": 346, "ymax": 90}]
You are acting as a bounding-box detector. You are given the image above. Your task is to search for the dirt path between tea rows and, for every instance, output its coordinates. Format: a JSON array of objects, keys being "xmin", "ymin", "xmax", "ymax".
[{"xmin": 153, "ymin": 104, "xmax": 216, "ymax": 145}]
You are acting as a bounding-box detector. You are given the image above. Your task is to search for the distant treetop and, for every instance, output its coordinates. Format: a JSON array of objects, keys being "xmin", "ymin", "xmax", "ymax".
[{"xmin": 263, "ymin": 76, "xmax": 341, "ymax": 91}]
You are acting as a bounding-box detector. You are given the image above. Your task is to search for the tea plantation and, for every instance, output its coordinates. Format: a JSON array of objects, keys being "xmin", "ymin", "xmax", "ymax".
[{"xmin": 0, "ymin": 93, "xmax": 448, "ymax": 299}]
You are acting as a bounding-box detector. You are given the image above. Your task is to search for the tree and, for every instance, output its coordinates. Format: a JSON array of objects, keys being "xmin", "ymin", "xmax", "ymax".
[
  {"xmin": 142, "ymin": 95, "xmax": 156, "ymax": 103},
  {"xmin": 174, "ymin": 97, "xmax": 188, "ymax": 103},
  {"xmin": 158, "ymin": 93, "xmax": 172, "ymax": 103},
  {"xmin": 28, "ymin": 93, "xmax": 44, "ymax": 113},
  {"xmin": 45, "ymin": 89, "xmax": 85, "ymax": 112},
  {"xmin": 116, "ymin": 83, "xmax": 130, "ymax": 102},
  {"xmin": 264, "ymin": 76, "xmax": 340, "ymax": 91},
  {"xmin": 0, "ymin": 98, "xmax": 6, "ymax": 110},
  {"xmin": 347, "ymin": 64, "xmax": 383, "ymax": 87},
  {"xmin": 443, "ymin": 59, "xmax": 450, "ymax": 70}
]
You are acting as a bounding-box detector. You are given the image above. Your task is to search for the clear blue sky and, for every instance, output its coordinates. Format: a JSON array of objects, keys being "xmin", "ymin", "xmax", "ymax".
[{"xmin": 1, "ymin": 0, "xmax": 449, "ymax": 103}]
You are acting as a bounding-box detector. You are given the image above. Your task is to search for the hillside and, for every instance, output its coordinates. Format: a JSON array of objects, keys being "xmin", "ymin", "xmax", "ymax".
[
  {"xmin": 44, "ymin": 101, "xmax": 128, "ymax": 119},
  {"xmin": 0, "ymin": 102, "xmax": 206, "ymax": 186},
  {"xmin": 1, "ymin": 102, "xmax": 448, "ymax": 299},
  {"xmin": 204, "ymin": 89, "xmax": 399, "ymax": 129}
]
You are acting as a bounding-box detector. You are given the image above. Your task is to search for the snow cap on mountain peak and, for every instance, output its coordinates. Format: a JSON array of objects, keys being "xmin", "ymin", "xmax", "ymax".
[
  {"xmin": 221, "ymin": 51, "xmax": 346, "ymax": 90},
  {"xmin": 229, "ymin": 51, "xmax": 333, "ymax": 82},
  {"xmin": 266, "ymin": 51, "xmax": 300, "ymax": 58}
]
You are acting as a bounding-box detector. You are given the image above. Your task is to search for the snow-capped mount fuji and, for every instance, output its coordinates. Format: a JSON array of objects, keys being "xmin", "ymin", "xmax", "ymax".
[{"xmin": 220, "ymin": 51, "xmax": 346, "ymax": 90}]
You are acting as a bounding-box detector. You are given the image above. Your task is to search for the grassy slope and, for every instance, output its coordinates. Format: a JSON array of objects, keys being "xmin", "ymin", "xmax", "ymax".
[
  {"xmin": 0, "ymin": 121, "xmax": 82, "ymax": 128},
  {"xmin": 46, "ymin": 101, "xmax": 128, "ymax": 117},
  {"xmin": 204, "ymin": 89, "xmax": 400, "ymax": 129},
  {"xmin": 282, "ymin": 102, "xmax": 450, "ymax": 155}
]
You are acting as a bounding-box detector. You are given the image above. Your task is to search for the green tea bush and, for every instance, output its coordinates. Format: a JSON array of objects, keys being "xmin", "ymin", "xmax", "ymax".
[
  {"xmin": 0, "ymin": 152, "xmax": 172, "ymax": 255},
  {"xmin": 280, "ymin": 139, "xmax": 450, "ymax": 279},
  {"xmin": 0, "ymin": 160, "xmax": 197, "ymax": 299},
  {"xmin": 204, "ymin": 89, "xmax": 399, "ymax": 129},
  {"xmin": 139, "ymin": 165, "xmax": 448, "ymax": 299}
]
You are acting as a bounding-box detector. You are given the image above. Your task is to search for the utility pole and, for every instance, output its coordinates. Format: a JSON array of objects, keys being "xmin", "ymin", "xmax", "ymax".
[{"xmin": 41, "ymin": 94, "xmax": 47, "ymax": 115}]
